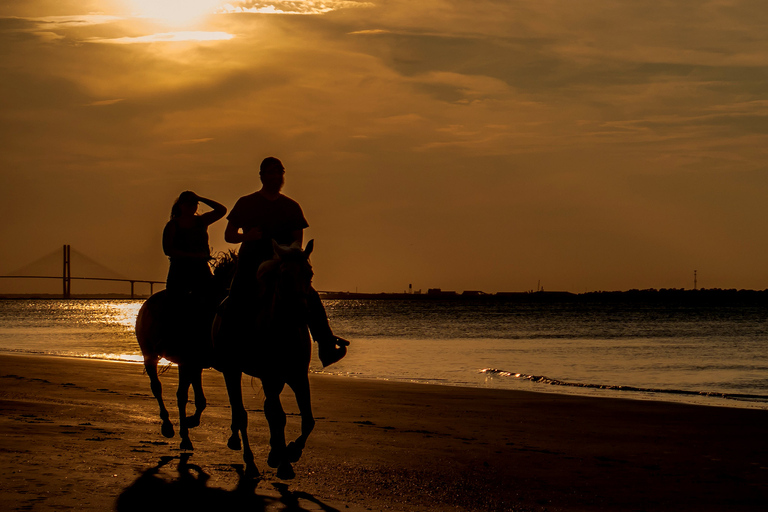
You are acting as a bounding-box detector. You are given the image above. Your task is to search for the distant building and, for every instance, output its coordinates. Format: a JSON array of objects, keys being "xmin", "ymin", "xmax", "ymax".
[{"xmin": 427, "ymin": 288, "xmax": 457, "ymax": 296}]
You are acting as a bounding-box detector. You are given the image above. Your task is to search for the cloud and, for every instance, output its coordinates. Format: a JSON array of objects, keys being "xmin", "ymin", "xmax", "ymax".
[
  {"xmin": 89, "ymin": 31, "xmax": 235, "ymax": 44},
  {"xmin": 31, "ymin": 31, "xmax": 64, "ymax": 42},
  {"xmin": 348, "ymin": 29, "xmax": 391, "ymax": 35},
  {"xmin": 86, "ymin": 99, "xmax": 125, "ymax": 106},
  {"xmin": 216, "ymin": 1, "xmax": 372, "ymax": 15},
  {"xmin": 163, "ymin": 138, "xmax": 215, "ymax": 145},
  {"xmin": 6, "ymin": 14, "xmax": 124, "ymax": 30}
]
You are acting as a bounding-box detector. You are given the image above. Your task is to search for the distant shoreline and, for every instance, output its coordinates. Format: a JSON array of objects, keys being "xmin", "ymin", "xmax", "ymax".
[
  {"xmin": 3, "ymin": 288, "xmax": 767, "ymax": 303},
  {"xmin": 319, "ymin": 288, "xmax": 768, "ymax": 303}
]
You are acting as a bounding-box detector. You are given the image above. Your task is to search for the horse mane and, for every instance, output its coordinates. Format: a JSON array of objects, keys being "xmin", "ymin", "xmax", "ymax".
[
  {"xmin": 212, "ymin": 249, "xmax": 238, "ymax": 277},
  {"xmin": 211, "ymin": 250, "xmax": 238, "ymax": 291}
]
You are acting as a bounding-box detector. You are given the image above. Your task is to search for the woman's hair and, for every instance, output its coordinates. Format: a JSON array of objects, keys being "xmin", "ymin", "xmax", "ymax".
[{"xmin": 170, "ymin": 191, "xmax": 198, "ymax": 219}]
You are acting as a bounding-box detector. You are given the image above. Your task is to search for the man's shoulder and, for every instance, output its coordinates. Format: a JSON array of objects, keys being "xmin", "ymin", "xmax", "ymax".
[
  {"xmin": 231, "ymin": 192, "xmax": 262, "ymax": 210},
  {"xmin": 235, "ymin": 192, "xmax": 298, "ymax": 202},
  {"xmin": 231, "ymin": 192, "xmax": 302, "ymax": 212},
  {"xmin": 235, "ymin": 192, "xmax": 261, "ymax": 203},
  {"xmin": 276, "ymin": 193, "xmax": 302, "ymax": 208}
]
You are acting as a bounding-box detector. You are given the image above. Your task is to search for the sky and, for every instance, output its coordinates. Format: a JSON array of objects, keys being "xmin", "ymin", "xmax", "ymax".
[{"xmin": 2, "ymin": 0, "xmax": 768, "ymax": 294}]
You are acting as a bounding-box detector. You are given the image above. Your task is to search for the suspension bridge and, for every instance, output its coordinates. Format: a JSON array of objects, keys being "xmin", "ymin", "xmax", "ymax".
[{"xmin": 0, "ymin": 245, "xmax": 164, "ymax": 298}]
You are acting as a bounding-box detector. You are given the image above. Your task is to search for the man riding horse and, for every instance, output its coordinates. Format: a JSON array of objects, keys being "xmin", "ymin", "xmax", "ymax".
[
  {"xmin": 213, "ymin": 156, "xmax": 349, "ymax": 478},
  {"xmin": 222, "ymin": 156, "xmax": 348, "ymax": 366}
]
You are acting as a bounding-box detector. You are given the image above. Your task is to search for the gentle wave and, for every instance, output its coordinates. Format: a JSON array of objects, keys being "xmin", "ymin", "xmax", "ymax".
[{"xmin": 479, "ymin": 368, "xmax": 768, "ymax": 403}]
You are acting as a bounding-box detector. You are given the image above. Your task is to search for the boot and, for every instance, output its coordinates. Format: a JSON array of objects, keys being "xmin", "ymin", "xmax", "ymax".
[{"xmin": 317, "ymin": 336, "xmax": 350, "ymax": 367}]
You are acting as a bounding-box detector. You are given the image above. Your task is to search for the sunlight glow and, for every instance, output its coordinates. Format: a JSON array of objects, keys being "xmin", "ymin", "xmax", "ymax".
[
  {"xmin": 128, "ymin": 0, "xmax": 226, "ymax": 26},
  {"xmin": 93, "ymin": 31, "xmax": 235, "ymax": 44}
]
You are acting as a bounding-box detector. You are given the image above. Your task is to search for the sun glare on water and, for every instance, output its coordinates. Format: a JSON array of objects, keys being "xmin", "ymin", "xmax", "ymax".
[{"xmin": 128, "ymin": 0, "xmax": 225, "ymax": 26}]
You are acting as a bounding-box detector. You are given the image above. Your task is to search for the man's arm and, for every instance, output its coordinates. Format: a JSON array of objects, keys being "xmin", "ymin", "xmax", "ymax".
[{"xmin": 225, "ymin": 220, "xmax": 263, "ymax": 244}]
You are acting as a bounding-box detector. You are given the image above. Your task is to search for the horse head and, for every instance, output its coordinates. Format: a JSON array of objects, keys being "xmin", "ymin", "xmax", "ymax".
[{"xmin": 270, "ymin": 240, "xmax": 315, "ymax": 310}]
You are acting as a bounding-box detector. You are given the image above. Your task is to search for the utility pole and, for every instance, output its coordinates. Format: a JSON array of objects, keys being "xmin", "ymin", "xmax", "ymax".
[
  {"xmin": 62, "ymin": 244, "xmax": 71, "ymax": 298},
  {"xmin": 694, "ymin": 270, "xmax": 697, "ymax": 291}
]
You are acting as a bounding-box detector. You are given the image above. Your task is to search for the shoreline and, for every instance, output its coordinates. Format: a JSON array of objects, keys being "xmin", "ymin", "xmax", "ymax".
[
  {"xmin": 2, "ymin": 349, "xmax": 767, "ymax": 413},
  {"xmin": 2, "ymin": 353, "xmax": 768, "ymax": 511}
]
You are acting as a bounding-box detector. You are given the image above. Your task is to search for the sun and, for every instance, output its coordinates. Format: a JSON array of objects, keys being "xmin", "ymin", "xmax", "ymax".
[{"xmin": 128, "ymin": 0, "xmax": 226, "ymax": 26}]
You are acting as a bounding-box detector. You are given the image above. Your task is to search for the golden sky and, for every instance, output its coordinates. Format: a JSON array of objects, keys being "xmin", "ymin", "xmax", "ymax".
[{"xmin": 2, "ymin": 0, "xmax": 768, "ymax": 293}]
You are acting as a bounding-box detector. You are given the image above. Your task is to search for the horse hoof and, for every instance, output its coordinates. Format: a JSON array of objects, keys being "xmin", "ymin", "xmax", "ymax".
[
  {"xmin": 285, "ymin": 442, "xmax": 304, "ymax": 463},
  {"xmin": 227, "ymin": 435, "xmax": 241, "ymax": 451},
  {"xmin": 185, "ymin": 416, "xmax": 200, "ymax": 428},
  {"xmin": 267, "ymin": 447, "xmax": 284, "ymax": 469},
  {"xmin": 276, "ymin": 462, "xmax": 295, "ymax": 480},
  {"xmin": 161, "ymin": 421, "xmax": 175, "ymax": 438},
  {"xmin": 180, "ymin": 438, "xmax": 194, "ymax": 451}
]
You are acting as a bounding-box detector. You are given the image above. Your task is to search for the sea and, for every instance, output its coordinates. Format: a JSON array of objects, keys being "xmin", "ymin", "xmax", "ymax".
[{"xmin": 1, "ymin": 297, "xmax": 767, "ymax": 410}]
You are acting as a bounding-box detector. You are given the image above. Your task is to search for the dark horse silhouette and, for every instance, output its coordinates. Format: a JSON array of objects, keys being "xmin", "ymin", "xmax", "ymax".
[
  {"xmin": 135, "ymin": 253, "xmax": 236, "ymax": 450},
  {"xmin": 213, "ymin": 240, "xmax": 317, "ymax": 479}
]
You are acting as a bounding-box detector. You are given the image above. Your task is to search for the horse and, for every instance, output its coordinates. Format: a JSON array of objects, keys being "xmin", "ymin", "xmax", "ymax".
[
  {"xmin": 135, "ymin": 252, "xmax": 236, "ymax": 450},
  {"xmin": 213, "ymin": 240, "xmax": 318, "ymax": 479}
]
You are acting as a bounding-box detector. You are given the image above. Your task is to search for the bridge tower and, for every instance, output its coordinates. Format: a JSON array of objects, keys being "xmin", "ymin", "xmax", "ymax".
[{"xmin": 62, "ymin": 244, "xmax": 71, "ymax": 298}]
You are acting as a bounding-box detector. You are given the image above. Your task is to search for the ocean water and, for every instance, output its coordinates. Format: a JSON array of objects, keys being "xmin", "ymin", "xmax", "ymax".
[{"xmin": 1, "ymin": 298, "xmax": 767, "ymax": 410}]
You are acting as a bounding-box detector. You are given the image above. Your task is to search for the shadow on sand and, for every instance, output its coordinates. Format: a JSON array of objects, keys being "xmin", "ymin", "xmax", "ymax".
[{"xmin": 116, "ymin": 454, "xmax": 339, "ymax": 512}]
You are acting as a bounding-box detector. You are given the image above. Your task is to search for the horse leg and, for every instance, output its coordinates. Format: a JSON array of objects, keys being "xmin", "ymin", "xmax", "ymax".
[
  {"xmin": 224, "ymin": 370, "xmax": 243, "ymax": 450},
  {"xmin": 224, "ymin": 370, "xmax": 258, "ymax": 477},
  {"xmin": 145, "ymin": 358, "xmax": 174, "ymax": 438},
  {"xmin": 185, "ymin": 366, "xmax": 207, "ymax": 429},
  {"xmin": 176, "ymin": 364, "xmax": 194, "ymax": 450},
  {"xmin": 285, "ymin": 374, "xmax": 314, "ymax": 463},
  {"xmin": 262, "ymin": 378, "xmax": 295, "ymax": 479}
]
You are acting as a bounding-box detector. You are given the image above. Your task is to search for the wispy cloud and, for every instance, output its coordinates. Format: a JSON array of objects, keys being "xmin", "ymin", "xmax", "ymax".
[
  {"xmin": 11, "ymin": 14, "xmax": 123, "ymax": 29},
  {"xmin": 85, "ymin": 99, "xmax": 125, "ymax": 106},
  {"xmin": 163, "ymin": 138, "xmax": 214, "ymax": 145},
  {"xmin": 31, "ymin": 31, "xmax": 64, "ymax": 42},
  {"xmin": 216, "ymin": 1, "xmax": 372, "ymax": 15},
  {"xmin": 348, "ymin": 29, "xmax": 391, "ymax": 35},
  {"xmin": 89, "ymin": 31, "xmax": 235, "ymax": 44}
]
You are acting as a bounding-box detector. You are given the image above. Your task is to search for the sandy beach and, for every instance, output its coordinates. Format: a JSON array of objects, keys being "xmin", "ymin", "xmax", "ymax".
[{"xmin": 1, "ymin": 353, "xmax": 767, "ymax": 511}]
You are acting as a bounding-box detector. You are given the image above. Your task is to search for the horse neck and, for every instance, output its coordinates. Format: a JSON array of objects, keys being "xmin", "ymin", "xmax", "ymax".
[{"xmin": 269, "ymin": 264, "xmax": 311, "ymax": 324}]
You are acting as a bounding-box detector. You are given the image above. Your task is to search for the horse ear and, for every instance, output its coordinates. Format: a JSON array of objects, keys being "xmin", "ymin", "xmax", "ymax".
[
  {"xmin": 272, "ymin": 239, "xmax": 289, "ymax": 259},
  {"xmin": 304, "ymin": 239, "xmax": 314, "ymax": 258}
]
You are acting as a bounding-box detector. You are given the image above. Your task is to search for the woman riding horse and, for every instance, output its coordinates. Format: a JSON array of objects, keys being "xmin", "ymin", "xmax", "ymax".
[{"xmin": 135, "ymin": 191, "xmax": 226, "ymax": 450}]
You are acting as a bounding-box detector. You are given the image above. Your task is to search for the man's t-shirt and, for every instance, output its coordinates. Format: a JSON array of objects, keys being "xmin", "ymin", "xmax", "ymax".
[{"xmin": 227, "ymin": 193, "xmax": 309, "ymax": 266}]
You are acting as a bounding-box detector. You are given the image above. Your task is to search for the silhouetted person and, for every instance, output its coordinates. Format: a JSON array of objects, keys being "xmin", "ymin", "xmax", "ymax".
[
  {"xmin": 163, "ymin": 191, "xmax": 227, "ymax": 297},
  {"xmin": 224, "ymin": 157, "xmax": 348, "ymax": 366}
]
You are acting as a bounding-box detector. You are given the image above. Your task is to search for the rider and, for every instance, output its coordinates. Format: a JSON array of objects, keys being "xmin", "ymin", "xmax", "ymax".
[
  {"xmin": 224, "ymin": 157, "xmax": 348, "ymax": 367},
  {"xmin": 163, "ymin": 191, "xmax": 227, "ymax": 298}
]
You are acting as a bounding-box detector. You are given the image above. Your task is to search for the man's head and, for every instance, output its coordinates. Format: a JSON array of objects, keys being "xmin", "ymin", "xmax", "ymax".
[{"xmin": 259, "ymin": 157, "xmax": 285, "ymax": 193}]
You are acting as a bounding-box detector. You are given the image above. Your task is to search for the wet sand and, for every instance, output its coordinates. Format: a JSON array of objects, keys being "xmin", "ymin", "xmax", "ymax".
[{"xmin": 1, "ymin": 353, "xmax": 767, "ymax": 511}]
